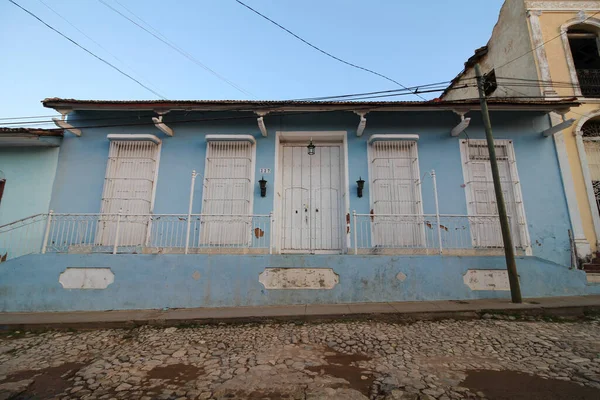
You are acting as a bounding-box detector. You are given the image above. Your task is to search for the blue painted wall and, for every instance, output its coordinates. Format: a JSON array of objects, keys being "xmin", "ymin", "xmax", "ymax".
[
  {"xmin": 0, "ymin": 253, "xmax": 597, "ymax": 312},
  {"xmin": 47, "ymin": 109, "xmax": 570, "ymax": 266},
  {"xmin": 0, "ymin": 147, "xmax": 59, "ymax": 225}
]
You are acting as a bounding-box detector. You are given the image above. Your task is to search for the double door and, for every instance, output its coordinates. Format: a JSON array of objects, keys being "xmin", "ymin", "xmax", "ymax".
[{"xmin": 281, "ymin": 144, "xmax": 343, "ymax": 253}]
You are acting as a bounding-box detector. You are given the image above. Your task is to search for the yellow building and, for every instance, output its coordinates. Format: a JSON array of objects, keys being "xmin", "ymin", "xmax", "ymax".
[{"xmin": 443, "ymin": 0, "xmax": 600, "ymax": 263}]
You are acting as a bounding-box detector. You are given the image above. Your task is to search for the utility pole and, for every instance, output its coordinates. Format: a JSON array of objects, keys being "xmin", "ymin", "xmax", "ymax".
[{"xmin": 475, "ymin": 63, "xmax": 522, "ymax": 303}]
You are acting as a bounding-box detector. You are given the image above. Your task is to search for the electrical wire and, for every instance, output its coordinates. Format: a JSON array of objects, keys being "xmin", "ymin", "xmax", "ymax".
[
  {"xmin": 8, "ymin": 0, "xmax": 166, "ymax": 99},
  {"xmin": 233, "ymin": 0, "xmax": 426, "ymax": 100},
  {"xmin": 97, "ymin": 0, "xmax": 254, "ymax": 98},
  {"xmin": 36, "ymin": 0, "xmax": 166, "ymax": 98}
]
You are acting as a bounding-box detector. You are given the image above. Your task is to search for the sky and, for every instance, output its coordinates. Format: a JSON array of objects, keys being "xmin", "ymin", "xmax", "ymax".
[{"xmin": 0, "ymin": 0, "xmax": 504, "ymax": 125}]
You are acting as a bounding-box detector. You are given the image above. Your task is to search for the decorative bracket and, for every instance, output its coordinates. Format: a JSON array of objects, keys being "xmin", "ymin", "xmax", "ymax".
[
  {"xmin": 450, "ymin": 110, "xmax": 471, "ymax": 137},
  {"xmin": 255, "ymin": 111, "xmax": 269, "ymax": 137},
  {"xmin": 152, "ymin": 110, "xmax": 174, "ymax": 137},
  {"xmin": 354, "ymin": 111, "xmax": 368, "ymax": 137}
]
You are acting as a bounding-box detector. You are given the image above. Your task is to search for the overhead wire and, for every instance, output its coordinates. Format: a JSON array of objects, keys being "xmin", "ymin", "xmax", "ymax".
[
  {"xmin": 8, "ymin": 0, "xmax": 166, "ymax": 99},
  {"xmin": 233, "ymin": 0, "xmax": 426, "ymax": 100},
  {"xmin": 97, "ymin": 0, "xmax": 254, "ymax": 98},
  {"xmin": 36, "ymin": 0, "xmax": 166, "ymax": 98}
]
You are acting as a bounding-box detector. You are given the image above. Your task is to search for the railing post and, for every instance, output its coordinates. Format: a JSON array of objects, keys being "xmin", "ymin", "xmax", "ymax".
[
  {"xmin": 431, "ymin": 170, "xmax": 443, "ymax": 255},
  {"xmin": 113, "ymin": 209, "xmax": 122, "ymax": 255},
  {"xmin": 41, "ymin": 210, "xmax": 53, "ymax": 254},
  {"xmin": 185, "ymin": 170, "xmax": 197, "ymax": 255},
  {"xmin": 269, "ymin": 211, "xmax": 273, "ymax": 255},
  {"xmin": 353, "ymin": 210, "xmax": 358, "ymax": 255}
]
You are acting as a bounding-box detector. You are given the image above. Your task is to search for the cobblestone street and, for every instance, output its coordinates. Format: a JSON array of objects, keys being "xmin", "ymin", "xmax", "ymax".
[{"xmin": 1, "ymin": 316, "xmax": 600, "ymax": 399}]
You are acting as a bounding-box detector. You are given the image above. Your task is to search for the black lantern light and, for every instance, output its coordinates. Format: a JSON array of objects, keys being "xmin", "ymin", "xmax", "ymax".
[
  {"xmin": 259, "ymin": 176, "xmax": 267, "ymax": 197},
  {"xmin": 307, "ymin": 138, "xmax": 315, "ymax": 156},
  {"xmin": 356, "ymin": 176, "xmax": 365, "ymax": 198}
]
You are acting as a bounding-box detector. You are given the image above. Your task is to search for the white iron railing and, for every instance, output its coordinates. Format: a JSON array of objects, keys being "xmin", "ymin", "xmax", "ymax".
[
  {"xmin": 42, "ymin": 212, "xmax": 273, "ymax": 254},
  {"xmin": 352, "ymin": 213, "xmax": 515, "ymax": 254},
  {"xmin": 0, "ymin": 214, "xmax": 48, "ymax": 261}
]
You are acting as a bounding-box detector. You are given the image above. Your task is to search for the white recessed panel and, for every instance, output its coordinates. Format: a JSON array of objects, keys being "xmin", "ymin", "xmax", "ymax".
[{"xmin": 59, "ymin": 268, "xmax": 114, "ymax": 290}]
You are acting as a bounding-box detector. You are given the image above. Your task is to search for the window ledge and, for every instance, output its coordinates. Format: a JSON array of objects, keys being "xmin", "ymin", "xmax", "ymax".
[
  {"xmin": 205, "ymin": 134, "xmax": 256, "ymax": 144},
  {"xmin": 368, "ymin": 134, "xmax": 419, "ymax": 144},
  {"xmin": 107, "ymin": 134, "xmax": 161, "ymax": 144}
]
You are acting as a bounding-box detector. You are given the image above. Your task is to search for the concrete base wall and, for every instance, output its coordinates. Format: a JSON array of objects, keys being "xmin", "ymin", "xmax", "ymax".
[{"xmin": 1, "ymin": 254, "xmax": 598, "ymax": 312}]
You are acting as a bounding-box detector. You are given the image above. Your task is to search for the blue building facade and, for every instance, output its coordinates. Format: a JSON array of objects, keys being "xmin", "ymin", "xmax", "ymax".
[{"xmin": 0, "ymin": 98, "xmax": 597, "ymax": 312}]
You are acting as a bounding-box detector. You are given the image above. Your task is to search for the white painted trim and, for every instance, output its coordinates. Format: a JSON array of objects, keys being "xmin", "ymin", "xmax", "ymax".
[
  {"xmin": 368, "ymin": 134, "xmax": 419, "ymax": 144},
  {"xmin": 526, "ymin": 2, "xmax": 600, "ymax": 11},
  {"xmin": 527, "ymin": 10, "xmax": 555, "ymax": 97},
  {"xmin": 150, "ymin": 142, "xmax": 162, "ymax": 214},
  {"xmin": 549, "ymin": 113, "xmax": 590, "ymax": 257},
  {"xmin": 575, "ymin": 111, "xmax": 600, "ymax": 248},
  {"xmin": 107, "ymin": 134, "xmax": 162, "ymax": 144},
  {"xmin": 343, "ymin": 132, "xmax": 350, "ymax": 252},
  {"xmin": 559, "ymin": 17, "xmax": 600, "ymax": 97},
  {"xmin": 274, "ymin": 131, "xmax": 349, "ymax": 254},
  {"xmin": 205, "ymin": 134, "xmax": 256, "ymax": 144},
  {"xmin": 273, "ymin": 132, "xmax": 281, "ymax": 253}
]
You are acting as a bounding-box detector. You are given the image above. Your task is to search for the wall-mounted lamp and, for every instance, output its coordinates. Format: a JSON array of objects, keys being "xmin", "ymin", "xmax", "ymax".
[
  {"xmin": 307, "ymin": 138, "xmax": 315, "ymax": 156},
  {"xmin": 356, "ymin": 177, "xmax": 365, "ymax": 198},
  {"xmin": 259, "ymin": 176, "xmax": 267, "ymax": 197}
]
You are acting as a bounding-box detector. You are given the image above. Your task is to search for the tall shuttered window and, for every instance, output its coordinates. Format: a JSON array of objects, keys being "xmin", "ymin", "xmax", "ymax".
[
  {"xmin": 369, "ymin": 140, "xmax": 424, "ymax": 247},
  {"xmin": 460, "ymin": 139, "xmax": 528, "ymax": 249},
  {"xmin": 200, "ymin": 140, "xmax": 254, "ymax": 245},
  {"xmin": 98, "ymin": 140, "xmax": 160, "ymax": 246}
]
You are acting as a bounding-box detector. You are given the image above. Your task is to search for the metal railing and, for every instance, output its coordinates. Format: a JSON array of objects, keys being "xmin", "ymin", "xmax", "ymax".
[
  {"xmin": 577, "ymin": 69, "xmax": 600, "ymax": 98},
  {"xmin": 43, "ymin": 212, "xmax": 273, "ymax": 254},
  {"xmin": 0, "ymin": 214, "xmax": 47, "ymax": 261},
  {"xmin": 352, "ymin": 212, "xmax": 515, "ymax": 255},
  {"xmin": 0, "ymin": 212, "xmax": 273, "ymax": 257}
]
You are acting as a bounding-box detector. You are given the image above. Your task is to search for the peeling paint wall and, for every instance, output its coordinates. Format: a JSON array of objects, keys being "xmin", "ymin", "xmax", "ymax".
[{"xmin": 0, "ymin": 253, "xmax": 598, "ymax": 312}]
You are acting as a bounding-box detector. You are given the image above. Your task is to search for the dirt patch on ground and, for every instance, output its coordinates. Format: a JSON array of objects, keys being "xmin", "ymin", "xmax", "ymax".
[
  {"xmin": 307, "ymin": 350, "xmax": 373, "ymax": 395},
  {"xmin": 146, "ymin": 363, "xmax": 204, "ymax": 385},
  {"xmin": 461, "ymin": 369, "xmax": 600, "ymax": 400},
  {"xmin": 0, "ymin": 362, "xmax": 85, "ymax": 399}
]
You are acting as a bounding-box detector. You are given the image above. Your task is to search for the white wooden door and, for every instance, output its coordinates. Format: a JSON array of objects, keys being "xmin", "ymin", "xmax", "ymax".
[
  {"xmin": 463, "ymin": 141, "xmax": 524, "ymax": 248},
  {"xmin": 98, "ymin": 140, "xmax": 159, "ymax": 246},
  {"xmin": 281, "ymin": 145, "xmax": 342, "ymax": 252},
  {"xmin": 370, "ymin": 141, "xmax": 424, "ymax": 247},
  {"xmin": 200, "ymin": 141, "xmax": 253, "ymax": 246}
]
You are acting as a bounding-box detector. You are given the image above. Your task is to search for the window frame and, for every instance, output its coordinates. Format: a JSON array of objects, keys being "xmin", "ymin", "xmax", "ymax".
[{"xmin": 459, "ymin": 139, "xmax": 531, "ymax": 254}]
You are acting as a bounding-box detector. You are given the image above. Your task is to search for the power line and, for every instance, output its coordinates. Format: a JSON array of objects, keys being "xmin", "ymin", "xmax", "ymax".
[
  {"xmin": 97, "ymin": 0, "xmax": 254, "ymax": 98},
  {"xmin": 8, "ymin": 0, "xmax": 166, "ymax": 99},
  {"xmin": 0, "ymin": 87, "xmax": 490, "ymax": 129},
  {"xmin": 233, "ymin": 0, "xmax": 426, "ymax": 100},
  {"xmin": 495, "ymin": 10, "xmax": 600, "ymax": 71},
  {"xmin": 36, "ymin": 0, "xmax": 166, "ymax": 97}
]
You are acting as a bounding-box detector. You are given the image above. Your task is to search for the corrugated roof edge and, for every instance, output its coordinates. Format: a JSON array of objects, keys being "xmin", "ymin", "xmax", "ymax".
[
  {"xmin": 41, "ymin": 96, "xmax": 578, "ymax": 111},
  {"xmin": 0, "ymin": 127, "xmax": 64, "ymax": 136}
]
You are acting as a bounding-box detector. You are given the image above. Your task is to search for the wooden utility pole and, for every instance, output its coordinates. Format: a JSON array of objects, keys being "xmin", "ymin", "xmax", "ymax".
[{"xmin": 474, "ymin": 63, "xmax": 522, "ymax": 303}]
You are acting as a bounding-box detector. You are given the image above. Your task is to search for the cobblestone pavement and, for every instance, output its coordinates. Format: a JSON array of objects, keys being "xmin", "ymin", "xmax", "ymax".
[{"xmin": 1, "ymin": 316, "xmax": 600, "ymax": 400}]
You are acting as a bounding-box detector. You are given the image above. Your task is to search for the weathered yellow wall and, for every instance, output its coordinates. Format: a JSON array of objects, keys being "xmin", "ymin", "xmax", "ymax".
[{"xmin": 538, "ymin": 11, "xmax": 600, "ymax": 251}]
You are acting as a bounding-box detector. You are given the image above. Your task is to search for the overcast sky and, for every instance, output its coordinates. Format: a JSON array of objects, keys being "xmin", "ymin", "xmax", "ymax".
[{"xmin": 0, "ymin": 0, "xmax": 503, "ymax": 125}]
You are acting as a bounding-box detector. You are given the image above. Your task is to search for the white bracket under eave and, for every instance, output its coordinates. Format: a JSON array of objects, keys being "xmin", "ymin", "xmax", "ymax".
[
  {"xmin": 450, "ymin": 110, "xmax": 471, "ymax": 137},
  {"xmin": 255, "ymin": 111, "xmax": 269, "ymax": 137},
  {"xmin": 541, "ymin": 118, "xmax": 576, "ymax": 137},
  {"xmin": 354, "ymin": 111, "xmax": 368, "ymax": 137},
  {"xmin": 152, "ymin": 115, "xmax": 174, "ymax": 137},
  {"xmin": 52, "ymin": 118, "xmax": 81, "ymax": 137},
  {"xmin": 52, "ymin": 108, "xmax": 81, "ymax": 136}
]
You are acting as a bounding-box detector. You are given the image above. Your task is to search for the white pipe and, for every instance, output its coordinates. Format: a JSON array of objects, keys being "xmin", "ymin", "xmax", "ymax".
[
  {"xmin": 353, "ymin": 210, "xmax": 358, "ymax": 255},
  {"xmin": 185, "ymin": 170, "xmax": 197, "ymax": 254},
  {"xmin": 431, "ymin": 170, "xmax": 443, "ymax": 255},
  {"xmin": 41, "ymin": 210, "xmax": 53, "ymax": 254}
]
